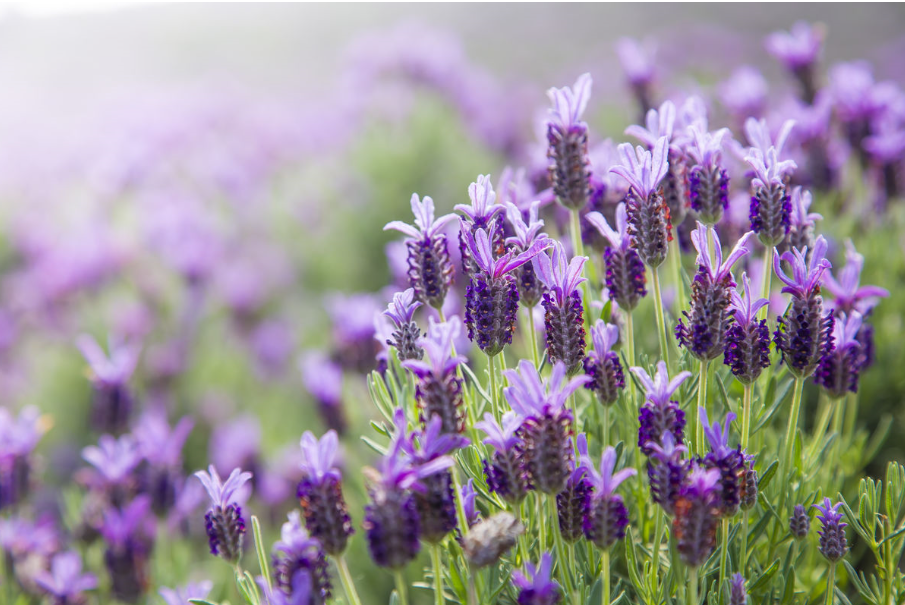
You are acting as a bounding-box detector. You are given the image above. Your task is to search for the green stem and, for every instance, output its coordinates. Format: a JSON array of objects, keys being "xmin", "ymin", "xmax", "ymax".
[
  {"xmin": 431, "ymin": 544, "xmax": 444, "ymax": 605},
  {"xmin": 759, "ymin": 246, "xmax": 774, "ymax": 323},
  {"xmin": 394, "ymin": 570, "xmax": 409, "ymax": 605},
  {"xmin": 537, "ymin": 492, "xmax": 546, "ymax": 551},
  {"xmin": 570, "ymin": 209, "xmax": 594, "ymax": 323},
  {"xmin": 650, "ymin": 509, "xmax": 664, "ymax": 597},
  {"xmin": 782, "ymin": 378, "xmax": 805, "ymax": 482},
  {"xmin": 528, "ymin": 305, "xmax": 540, "ymax": 368},
  {"xmin": 603, "ymin": 404, "xmax": 610, "ymax": 446},
  {"xmin": 830, "ymin": 398, "xmax": 844, "ymax": 487},
  {"xmin": 336, "ymin": 555, "xmax": 363, "ymax": 605},
  {"xmin": 740, "ymin": 511, "xmax": 749, "ymax": 573},
  {"xmin": 688, "ymin": 567, "xmax": 698, "ymax": 605},
  {"xmin": 548, "ymin": 495, "xmax": 577, "ymax": 597},
  {"xmin": 741, "ymin": 384, "xmax": 753, "ymax": 450},
  {"xmin": 695, "ymin": 360, "xmax": 710, "ymax": 457},
  {"xmin": 670, "ymin": 237, "xmax": 685, "ymax": 314},
  {"xmin": 843, "ymin": 392, "xmax": 858, "ymax": 446},
  {"xmin": 451, "ymin": 468, "xmax": 470, "ymax": 539},
  {"xmin": 602, "ymin": 549, "xmax": 611, "ymax": 605},
  {"xmin": 825, "ymin": 562, "xmax": 836, "ymax": 605},
  {"xmin": 718, "ymin": 518, "xmax": 729, "ymax": 593},
  {"xmin": 488, "ymin": 353, "xmax": 499, "ymax": 422},
  {"xmin": 651, "ymin": 266, "xmax": 671, "ymax": 370}
]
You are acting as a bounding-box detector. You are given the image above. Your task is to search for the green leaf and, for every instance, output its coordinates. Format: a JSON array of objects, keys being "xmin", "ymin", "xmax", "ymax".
[
  {"xmin": 623, "ymin": 528, "xmax": 648, "ymax": 600},
  {"xmin": 587, "ymin": 578, "xmax": 602, "ymax": 605},
  {"xmin": 361, "ymin": 435, "xmax": 388, "ymax": 456},
  {"xmin": 748, "ymin": 558, "xmax": 780, "ymax": 594},
  {"xmin": 781, "ymin": 567, "xmax": 796, "ymax": 604},
  {"xmin": 252, "ymin": 516, "xmax": 272, "ymax": 593},
  {"xmin": 189, "ymin": 601, "xmax": 219, "ymax": 605},
  {"xmin": 758, "ymin": 460, "xmax": 779, "ymax": 491},
  {"xmin": 601, "ymin": 299, "xmax": 612, "ymax": 323},
  {"xmin": 460, "ymin": 362, "xmax": 493, "ymax": 405}
]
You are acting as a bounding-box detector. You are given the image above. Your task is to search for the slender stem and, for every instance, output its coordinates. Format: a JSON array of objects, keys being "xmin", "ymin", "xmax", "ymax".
[
  {"xmin": 830, "ymin": 399, "xmax": 845, "ymax": 488},
  {"xmin": 603, "ymin": 404, "xmax": 610, "ymax": 446},
  {"xmin": 570, "ymin": 209, "xmax": 594, "ymax": 322},
  {"xmin": 431, "ymin": 544, "xmax": 444, "ymax": 605},
  {"xmin": 467, "ymin": 569, "xmax": 478, "ymax": 605},
  {"xmin": 688, "ymin": 567, "xmax": 698, "ymax": 605},
  {"xmin": 548, "ymin": 495, "xmax": 577, "ymax": 597},
  {"xmin": 670, "ymin": 237, "xmax": 685, "ymax": 314},
  {"xmin": 718, "ymin": 518, "xmax": 729, "ymax": 592},
  {"xmin": 528, "ymin": 305, "xmax": 540, "ymax": 368},
  {"xmin": 451, "ymin": 468, "xmax": 470, "ymax": 538},
  {"xmin": 517, "ymin": 500, "xmax": 530, "ymax": 566},
  {"xmin": 335, "ymin": 555, "xmax": 363, "ymax": 605},
  {"xmin": 885, "ymin": 519, "xmax": 894, "ymax": 605},
  {"xmin": 695, "ymin": 360, "xmax": 710, "ymax": 456},
  {"xmin": 825, "ymin": 562, "xmax": 836, "ymax": 605},
  {"xmin": 843, "ymin": 392, "xmax": 858, "ymax": 446},
  {"xmin": 741, "ymin": 384, "xmax": 753, "ymax": 450},
  {"xmin": 651, "ymin": 266, "xmax": 671, "ymax": 370},
  {"xmin": 568, "ymin": 543, "xmax": 578, "ymax": 599},
  {"xmin": 488, "ymin": 353, "xmax": 499, "ymax": 422},
  {"xmin": 394, "ymin": 570, "xmax": 409, "ymax": 605},
  {"xmin": 809, "ymin": 394, "xmax": 833, "ymax": 460},
  {"xmin": 740, "ymin": 511, "xmax": 750, "ymax": 573},
  {"xmin": 759, "ymin": 246, "xmax": 774, "ymax": 323},
  {"xmin": 536, "ymin": 492, "xmax": 546, "ymax": 551},
  {"xmin": 651, "ymin": 509, "xmax": 664, "ymax": 597},
  {"xmin": 782, "ymin": 378, "xmax": 805, "ymax": 482},
  {"xmin": 602, "ymin": 549, "xmax": 611, "ymax": 605}
]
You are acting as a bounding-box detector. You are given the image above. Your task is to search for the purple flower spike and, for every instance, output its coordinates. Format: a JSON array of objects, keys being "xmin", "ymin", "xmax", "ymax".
[
  {"xmin": 297, "ymin": 430, "xmax": 354, "ymax": 556},
  {"xmin": 195, "ymin": 465, "xmax": 252, "ymax": 562},
  {"xmin": 583, "ymin": 321, "xmax": 625, "ymax": 406},
  {"xmin": 383, "ymin": 288, "xmax": 424, "ymax": 362},
  {"xmin": 557, "ymin": 434, "xmax": 591, "ymax": 543},
  {"xmin": 547, "ymin": 74, "xmax": 593, "ymax": 211},
  {"xmin": 384, "ymin": 193, "xmax": 456, "ymax": 309},
  {"xmin": 730, "ymin": 573, "xmax": 748, "ymax": 605},
  {"xmin": 76, "ymin": 333, "xmax": 141, "ymax": 433},
  {"xmin": 587, "ymin": 204, "xmax": 647, "ymax": 311},
  {"xmin": 513, "ymin": 552, "xmax": 561, "ymax": 605},
  {"xmin": 300, "ymin": 352, "xmax": 347, "ymax": 435},
  {"xmin": 699, "ymin": 407, "xmax": 745, "ymax": 517},
  {"xmin": 506, "ymin": 201, "xmax": 548, "ymax": 308},
  {"xmin": 699, "ymin": 407, "xmax": 736, "ymax": 460},
  {"xmin": 815, "ymin": 312, "xmax": 865, "ymax": 400},
  {"xmin": 744, "ymin": 118, "xmax": 797, "ymax": 247},
  {"xmin": 724, "ymin": 273, "xmax": 771, "ymax": 384},
  {"xmin": 773, "ymin": 235, "xmax": 831, "ymax": 299},
  {"xmin": 504, "ymin": 360, "xmax": 590, "ymax": 419},
  {"xmin": 581, "ymin": 446, "xmax": 636, "ymax": 550},
  {"xmin": 412, "ymin": 417, "xmax": 466, "ymax": 543},
  {"xmin": 790, "ymin": 504, "xmax": 811, "ymax": 540},
  {"xmin": 0, "ymin": 406, "xmax": 46, "ymax": 510},
  {"xmin": 456, "ymin": 174, "xmax": 507, "ymax": 277},
  {"xmin": 646, "ymin": 432, "xmax": 688, "ymax": 516},
  {"xmin": 477, "ymin": 411, "xmax": 530, "ymax": 505},
  {"xmin": 685, "ymin": 124, "xmax": 731, "ymax": 224},
  {"xmin": 35, "ymin": 550, "xmax": 98, "ymax": 605},
  {"xmin": 674, "ymin": 467, "xmax": 722, "ymax": 568},
  {"xmin": 83, "ymin": 434, "xmax": 143, "ymax": 490},
  {"xmin": 403, "ymin": 317, "xmax": 467, "ymax": 434},
  {"xmin": 632, "ymin": 362, "xmax": 691, "ymax": 454},
  {"xmin": 823, "ymin": 240, "xmax": 890, "ymax": 316},
  {"xmin": 533, "ymin": 241, "xmax": 588, "ymax": 375},
  {"xmin": 788, "ymin": 187, "xmax": 823, "ymax": 252},
  {"xmin": 272, "ymin": 511, "xmax": 331, "ymax": 603},
  {"xmin": 616, "ymin": 37, "xmax": 656, "ymax": 116},
  {"xmin": 766, "ymin": 22, "xmax": 824, "ymax": 103},
  {"xmin": 461, "ymin": 478, "xmax": 480, "ymax": 528},
  {"xmin": 100, "ymin": 496, "xmax": 155, "ymax": 603},
  {"xmin": 611, "ymin": 137, "xmax": 670, "ymax": 202},
  {"xmin": 133, "ymin": 408, "xmax": 193, "ymax": 514},
  {"xmin": 813, "ymin": 498, "xmax": 848, "ymax": 562}
]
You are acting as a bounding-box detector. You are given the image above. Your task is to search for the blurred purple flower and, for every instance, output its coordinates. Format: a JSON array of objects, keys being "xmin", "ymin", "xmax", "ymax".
[
  {"xmin": 35, "ymin": 550, "xmax": 97, "ymax": 605},
  {"xmin": 159, "ymin": 581, "xmax": 214, "ymax": 605}
]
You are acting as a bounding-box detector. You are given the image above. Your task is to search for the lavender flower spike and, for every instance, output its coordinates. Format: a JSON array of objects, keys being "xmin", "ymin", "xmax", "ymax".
[
  {"xmin": 788, "ymin": 187, "xmax": 823, "ymax": 253},
  {"xmin": 815, "ymin": 312, "xmax": 864, "ymax": 400},
  {"xmin": 35, "ymin": 551, "xmax": 98, "ymax": 605},
  {"xmin": 583, "ymin": 321, "xmax": 625, "ymax": 406},
  {"xmin": 0, "ymin": 406, "xmax": 47, "ymax": 510},
  {"xmin": 76, "ymin": 333, "xmax": 141, "ymax": 433},
  {"xmin": 465, "ymin": 228, "xmax": 551, "ymax": 356},
  {"xmin": 700, "ymin": 407, "xmax": 745, "ymax": 516},
  {"xmin": 610, "ymin": 136, "xmax": 672, "ymax": 268},
  {"xmin": 384, "ymin": 194, "xmax": 456, "ymax": 309},
  {"xmin": 765, "ymin": 22, "xmax": 824, "ymax": 104},
  {"xmin": 631, "ymin": 361, "xmax": 692, "ymax": 454},
  {"xmin": 674, "ymin": 467, "xmax": 722, "ymax": 568},
  {"xmin": 272, "ymin": 511, "xmax": 331, "ymax": 603},
  {"xmin": 685, "ymin": 124, "xmax": 732, "ymax": 225},
  {"xmin": 297, "ymin": 430, "xmax": 354, "ymax": 555},
  {"xmin": 676, "ymin": 224, "xmax": 753, "ymax": 361},
  {"xmin": 383, "ymin": 288, "xmax": 424, "ymax": 362},
  {"xmin": 476, "ymin": 411, "xmax": 529, "ymax": 505},
  {"xmin": 646, "ymin": 432, "xmax": 688, "ymax": 516},
  {"xmin": 586, "ymin": 203, "xmax": 647, "ymax": 311},
  {"xmin": 402, "ymin": 317, "xmax": 468, "ymax": 434},
  {"xmin": 581, "ymin": 446, "xmax": 636, "ymax": 550},
  {"xmin": 616, "ymin": 37, "xmax": 656, "ymax": 116},
  {"xmin": 557, "ymin": 434, "xmax": 591, "ymax": 543},
  {"xmin": 822, "ymin": 240, "xmax": 890, "ymax": 316},
  {"xmin": 546, "ymin": 73, "xmax": 593, "ymax": 211},
  {"xmin": 813, "ymin": 498, "xmax": 848, "ymax": 562},
  {"xmin": 773, "ymin": 236, "xmax": 834, "ymax": 378},
  {"xmin": 513, "ymin": 552, "xmax": 561, "ymax": 605},
  {"xmin": 504, "ymin": 360, "xmax": 590, "ymax": 494},
  {"xmin": 195, "ymin": 465, "xmax": 253, "ymax": 562},
  {"xmin": 533, "ymin": 241, "xmax": 588, "ymax": 374},
  {"xmin": 730, "ymin": 573, "xmax": 748, "ymax": 605},
  {"xmin": 723, "ymin": 273, "xmax": 771, "ymax": 384},
  {"xmin": 411, "ymin": 416, "xmax": 469, "ymax": 543},
  {"xmin": 505, "ymin": 201, "xmax": 547, "ymax": 308},
  {"xmin": 745, "ymin": 118, "xmax": 797, "ymax": 247},
  {"xmin": 456, "ymin": 174, "xmax": 506, "ymax": 277}
]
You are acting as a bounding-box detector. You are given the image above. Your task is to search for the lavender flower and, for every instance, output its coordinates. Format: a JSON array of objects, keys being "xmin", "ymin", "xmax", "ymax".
[
  {"xmin": 159, "ymin": 582, "xmax": 214, "ymax": 605},
  {"xmin": 300, "ymin": 353, "xmax": 347, "ymax": 435},
  {"xmin": 723, "ymin": 273, "xmax": 771, "ymax": 384},
  {"xmin": 813, "ymin": 498, "xmax": 848, "ymax": 561},
  {"xmin": 76, "ymin": 333, "xmax": 141, "ymax": 433},
  {"xmin": 505, "ymin": 360, "xmax": 590, "ymax": 494},
  {"xmin": 616, "ymin": 37, "xmax": 656, "ymax": 117},
  {"xmin": 461, "ymin": 478, "xmax": 480, "ymax": 527},
  {"xmin": 586, "ymin": 203, "xmax": 647, "ymax": 311},
  {"xmin": 631, "ymin": 361, "xmax": 692, "ymax": 455},
  {"xmin": 477, "ymin": 411, "xmax": 530, "ymax": 505},
  {"xmin": 730, "ymin": 573, "xmax": 748, "ymax": 605},
  {"xmin": 546, "ymin": 74, "xmax": 593, "ymax": 211},
  {"xmin": 195, "ymin": 465, "xmax": 253, "ymax": 563},
  {"xmin": 271, "ymin": 511, "xmax": 331, "ymax": 604},
  {"xmin": 383, "ymin": 288, "xmax": 424, "ymax": 361},
  {"xmin": 100, "ymin": 497, "xmax": 155, "ymax": 603},
  {"xmin": 557, "ymin": 434, "xmax": 592, "ymax": 543},
  {"xmin": 745, "ymin": 118, "xmax": 797, "ymax": 247},
  {"xmin": 402, "ymin": 317, "xmax": 468, "ymax": 434},
  {"xmin": 739, "ymin": 453, "xmax": 759, "ymax": 512},
  {"xmin": 676, "ymin": 224, "xmax": 753, "ymax": 361},
  {"xmin": 462, "ymin": 512, "xmax": 524, "ymax": 568},
  {"xmin": 513, "ymin": 552, "xmax": 561, "ymax": 605},
  {"xmin": 82, "ymin": 434, "xmax": 143, "ymax": 506},
  {"xmin": 456, "ymin": 175, "xmax": 506, "ymax": 277},
  {"xmin": 581, "ymin": 444, "xmax": 636, "ymax": 550},
  {"xmin": 297, "ymin": 431, "xmax": 354, "ymax": 556},
  {"xmin": 35, "ymin": 551, "xmax": 98, "ymax": 605},
  {"xmin": 700, "ymin": 407, "xmax": 745, "ymax": 517},
  {"xmin": 773, "ymin": 236, "xmax": 834, "ymax": 378},
  {"xmin": 410, "ymin": 416, "xmax": 469, "ymax": 543},
  {"xmin": 787, "ymin": 187, "xmax": 823, "ymax": 253},
  {"xmin": 465, "ymin": 228, "xmax": 550, "ymax": 356},
  {"xmin": 815, "ymin": 312, "xmax": 864, "ymax": 399},
  {"xmin": 325, "ymin": 293, "xmax": 382, "ymax": 374},
  {"xmin": 673, "ymin": 467, "xmax": 721, "ymax": 568},
  {"xmin": 719, "ymin": 66, "xmax": 768, "ymax": 122},
  {"xmin": 533, "ymin": 241, "xmax": 588, "ymax": 375},
  {"xmin": 583, "ymin": 321, "xmax": 625, "ymax": 406},
  {"xmin": 685, "ymin": 124, "xmax": 731, "ymax": 224},
  {"xmin": 384, "ymin": 194, "xmax": 457, "ymax": 309},
  {"xmin": 646, "ymin": 432, "xmax": 688, "ymax": 517},
  {"xmin": 505, "ymin": 201, "xmax": 548, "ymax": 308},
  {"xmin": 133, "ymin": 408, "xmax": 193, "ymax": 514},
  {"xmin": 610, "ymin": 136, "xmax": 672, "ymax": 268},
  {"xmin": 790, "ymin": 503, "xmax": 811, "ymax": 540},
  {"xmin": 766, "ymin": 22, "xmax": 824, "ymax": 104},
  {"xmin": 0, "ymin": 406, "xmax": 46, "ymax": 510},
  {"xmin": 822, "ymin": 241, "xmax": 890, "ymax": 316}
]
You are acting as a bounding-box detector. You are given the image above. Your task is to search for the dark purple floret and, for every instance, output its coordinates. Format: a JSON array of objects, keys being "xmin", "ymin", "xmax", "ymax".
[
  {"xmin": 675, "ymin": 269, "xmax": 734, "ymax": 361},
  {"xmin": 517, "ymin": 412, "xmax": 573, "ymax": 495},
  {"xmin": 456, "ymin": 176, "xmax": 506, "ymax": 279},
  {"xmin": 483, "ymin": 451, "xmax": 530, "ymax": 505},
  {"xmin": 604, "ymin": 247, "xmax": 647, "ymax": 311},
  {"xmin": 514, "ymin": 552, "xmax": 561, "ymax": 605},
  {"xmin": 100, "ymin": 498, "xmax": 155, "ymax": 604},
  {"xmin": 626, "ymin": 189, "xmax": 672, "ymax": 269},
  {"xmin": 663, "ymin": 151, "xmax": 688, "ymax": 227},
  {"xmin": 91, "ymin": 385, "xmax": 134, "ymax": 435},
  {"xmin": 387, "ymin": 322, "xmax": 423, "ymax": 362},
  {"xmin": 363, "ymin": 488, "xmax": 421, "ymax": 569},
  {"xmin": 542, "ymin": 290, "xmax": 586, "ymax": 376},
  {"xmin": 465, "ymin": 272, "xmax": 519, "ymax": 357},
  {"xmin": 205, "ymin": 505, "xmax": 246, "ymax": 561},
  {"xmin": 749, "ymin": 183, "xmax": 791, "ymax": 247},
  {"xmin": 814, "ymin": 498, "xmax": 848, "ymax": 562},
  {"xmin": 407, "ymin": 236, "xmax": 455, "ymax": 310},
  {"xmin": 814, "ymin": 312, "xmax": 864, "ymax": 400},
  {"xmin": 297, "ymin": 476, "xmax": 354, "ymax": 556},
  {"xmin": 546, "ymin": 74, "xmax": 593, "ymax": 211},
  {"xmin": 584, "ymin": 495, "xmax": 629, "ymax": 550},
  {"xmin": 77, "ymin": 334, "xmax": 140, "ymax": 434},
  {"xmin": 744, "ymin": 118, "xmax": 797, "ymax": 247},
  {"xmin": 790, "ymin": 504, "xmax": 811, "ymax": 540},
  {"xmin": 724, "ymin": 319, "xmax": 771, "ymax": 385},
  {"xmin": 688, "ymin": 165, "xmax": 729, "ymax": 225},
  {"xmin": 739, "ymin": 457, "xmax": 758, "ymax": 512},
  {"xmin": 855, "ymin": 322, "xmax": 875, "ymax": 370},
  {"xmin": 515, "ymin": 251, "xmax": 545, "ymax": 309},
  {"xmin": 556, "ymin": 471, "xmax": 591, "ymax": 543},
  {"xmin": 415, "ymin": 371, "xmax": 465, "ymax": 436},
  {"xmin": 638, "ymin": 403, "xmax": 685, "ymax": 456},
  {"xmin": 730, "ymin": 573, "xmax": 748, "ymax": 605},
  {"xmin": 271, "ymin": 513, "xmax": 331, "ymax": 605},
  {"xmin": 703, "ymin": 447, "xmax": 745, "ymax": 517},
  {"xmin": 583, "ymin": 351, "xmax": 624, "ymax": 407},
  {"xmin": 774, "ymin": 292, "xmax": 834, "ymax": 379},
  {"xmin": 413, "ymin": 470, "xmax": 458, "ymax": 544},
  {"xmin": 646, "ymin": 434, "xmax": 687, "ymax": 517},
  {"xmin": 673, "ymin": 467, "xmax": 721, "ymax": 568}
]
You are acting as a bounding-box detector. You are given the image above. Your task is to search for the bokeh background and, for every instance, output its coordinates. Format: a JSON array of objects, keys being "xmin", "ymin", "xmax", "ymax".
[{"xmin": 1, "ymin": 2, "xmax": 904, "ymax": 602}]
